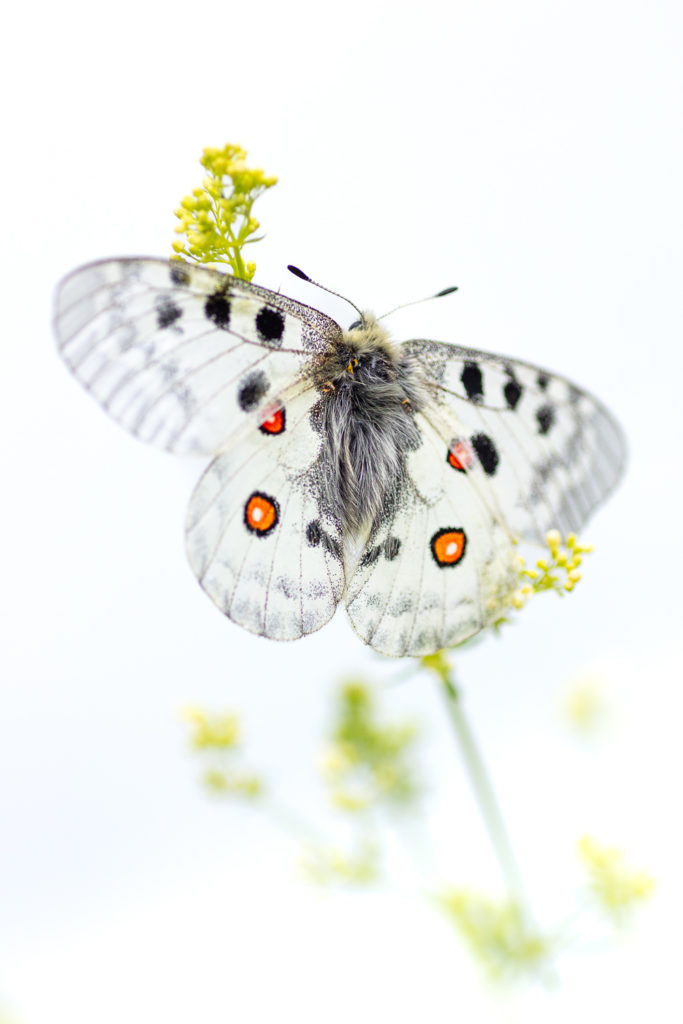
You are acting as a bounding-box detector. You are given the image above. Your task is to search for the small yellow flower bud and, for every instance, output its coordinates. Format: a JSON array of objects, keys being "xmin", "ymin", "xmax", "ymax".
[
  {"xmin": 332, "ymin": 791, "xmax": 368, "ymax": 812},
  {"xmin": 241, "ymin": 777, "xmax": 262, "ymax": 798},
  {"xmin": 320, "ymin": 743, "xmax": 352, "ymax": 777},
  {"xmin": 203, "ymin": 769, "xmax": 228, "ymax": 791}
]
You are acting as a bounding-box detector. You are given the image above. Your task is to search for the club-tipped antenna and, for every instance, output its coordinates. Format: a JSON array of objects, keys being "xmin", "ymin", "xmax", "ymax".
[
  {"xmin": 287, "ymin": 265, "xmax": 364, "ymax": 323},
  {"xmin": 377, "ymin": 285, "xmax": 459, "ymax": 322}
]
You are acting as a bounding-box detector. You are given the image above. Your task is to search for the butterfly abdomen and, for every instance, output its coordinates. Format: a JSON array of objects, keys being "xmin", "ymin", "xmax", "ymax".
[{"xmin": 315, "ymin": 316, "xmax": 425, "ymax": 538}]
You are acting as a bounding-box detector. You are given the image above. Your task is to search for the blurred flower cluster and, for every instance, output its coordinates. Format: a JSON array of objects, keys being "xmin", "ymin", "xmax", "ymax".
[{"xmin": 182, "ymin": 706, "xmax": 262, "ymax": 799}]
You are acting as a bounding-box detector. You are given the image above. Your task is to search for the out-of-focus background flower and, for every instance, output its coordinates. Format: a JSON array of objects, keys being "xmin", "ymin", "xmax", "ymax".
[{"xmin": 2, "ymin": 1, "xmax": 681, "ymax": 1021}]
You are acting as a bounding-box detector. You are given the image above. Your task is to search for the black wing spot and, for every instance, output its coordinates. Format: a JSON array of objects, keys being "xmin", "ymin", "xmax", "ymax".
[
  {"xmin": 306, "ymin": 521, "xmax": 322, "ymax": 546},
  {"xmin": 504, "ymin": 377, "xmax": 523, "ymax": 410},
  {"xmin": 205, "ymin": 292, "xmax": 231, "ymax": 329},
  {"xmin": 461, "ymin": 361, "xmax": 484, "ymax": 402},
  {"xmin": 256, "ymin": 306, "xmax": 285, "ymax": 345},
  {"xmin": 383, "ymin": 536, "xmax": 401, "ymax": 561},
  {"xmin": 536, "ymin": 372, "xmax": 550, "ymax": 391},
  {"xmin": 323, "ymin": 534, "xmax": 343, "ymax": 560},
  {"xmin": 156, "ymin": 297, "xmax": 183, "ymax": 329},
  {"xmin": 536, "ymin": 404, "xmax": 556, "ymax": 435},
  {"xmin": 360, "ymin": 544, "xmax": 381, "ymax": 567},
  {"xmin": 471, "ymin": 433, "xmax": 500, "ymax": 476},
  {"xmin": 170, "ymin": 263, "xmax": 190, "ymax": 286},
  {"xmin": 305, "ymin": 520, "xmax": 342, "ymax": 560},
  {"xmin": 237, "ymin": 371, "xmax": 269, "ymax": 411}
]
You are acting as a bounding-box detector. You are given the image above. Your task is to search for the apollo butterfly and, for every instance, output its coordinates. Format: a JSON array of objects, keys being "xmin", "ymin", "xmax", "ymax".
[{"xmin": 54, "ymin": 258, "xmax": 626, "ymax": 656}]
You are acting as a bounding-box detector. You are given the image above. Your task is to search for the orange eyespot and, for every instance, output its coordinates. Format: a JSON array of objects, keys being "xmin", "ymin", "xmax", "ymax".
[
  {"xmin": 259, "ymin": 407, "xmax": 286, "ymax": 434},
  {"xmin": 430, "ymin": 528, "xmax": 467, "ymax": 567},
  {"xmin": 244, "ymin": 492, "xmax": 279, "ymax": 535},
  {"xmin": 447, "ymin": 439, "xmax": 474, "ymax": 471},
  {"xmin": 346, "ymin": 357, "xmax": 359, "ymax": 373}
]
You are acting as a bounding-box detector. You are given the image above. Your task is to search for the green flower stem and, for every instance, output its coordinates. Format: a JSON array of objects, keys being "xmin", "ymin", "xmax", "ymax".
[{"xmin": 440, "ymin": 675, "xmax": 529, "ymax": 912}]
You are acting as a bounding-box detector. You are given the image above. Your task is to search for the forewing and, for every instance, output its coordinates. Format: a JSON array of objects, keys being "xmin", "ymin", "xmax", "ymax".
[
  {"xmin": 402, "ymin": 339, "xmax": 627, "ymax": 542},
  {"xmin": 54, "ymin": 257, "xmax": 342, "ymax": 454},
  {"xmin": 345, "ymin": 413, "xmax": 519, "ymax": 657},
  {"xmin": 185, "ymin": 390, "xmax": 345, "ymax": 640}
]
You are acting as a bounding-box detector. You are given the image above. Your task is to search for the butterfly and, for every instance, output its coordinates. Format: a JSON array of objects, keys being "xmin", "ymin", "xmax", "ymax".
[{"xmin": 53, "ymin": 257, "xmax": 626, "ymax": 657}]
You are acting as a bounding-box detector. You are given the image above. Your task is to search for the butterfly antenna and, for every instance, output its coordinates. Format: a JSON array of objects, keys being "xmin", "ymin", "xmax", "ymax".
[
  {"xmin": 287, "ymin": 265, "xmax": 365, "ymax": 323},
  {"xmin": 377, "ymin": 285, "xmax": 459, "ymax": 322}
]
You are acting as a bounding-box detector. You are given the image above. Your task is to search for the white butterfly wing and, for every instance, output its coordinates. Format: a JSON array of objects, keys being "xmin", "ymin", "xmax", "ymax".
[
  {"xmin": 54, "ymin": 258, "xmax": 342, "ymax": 454},
  {"xmin": 185, "ymin": 390, "xmax": 345, "ymax": 640},
  {"xmin": 402, "ymin": 340, "xmax": 627, "ymax": 542},
  {"xmin": 345, "ymin": 413, "xmax": 519, "ymax": 657}
]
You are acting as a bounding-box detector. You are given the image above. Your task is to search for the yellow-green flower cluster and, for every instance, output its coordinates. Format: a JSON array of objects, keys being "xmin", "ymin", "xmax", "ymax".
[
  {"xmin": 300, "ymin": 839, "xmax": 379, "ymax": 887},
  {"xmin": 511, "ymin": 530, "xmax": 592, "ymax": 609},
  {"xmin": 320, "ymin": 681, "xmax": 419, "ymax": 812},
  {"xmin": 183, "ymin": 706, "xmax": 241, "ymax": 749},
  {"xmin": 172, "ymin": 143, "xmax": 277, "ymax": 281},
  {"xmin": 182, "ymin": 706, "xmax": 262, "ymax": 799},
  {"xmin": 578, "ymin": 835, "xmax": 655, "ymax": 920},
  {"xmin": 439, "ymin": 890, "xmax": 549, "ymax": 979}
]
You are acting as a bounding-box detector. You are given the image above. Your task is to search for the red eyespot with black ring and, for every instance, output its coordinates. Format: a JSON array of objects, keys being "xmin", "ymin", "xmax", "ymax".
[
  {"xmin": 244, "ymin": 492, "xmax": 279, "ymax": 535},
  {"xmin": 430, "ymin": 527, "xmax": 467, "ymax": 567},
  {"xmin": 447, "ymin": 439, "xmax": 474, "ymax": 471},
  {"xmin": 259, "ymin": 407, "xmax": 286, "ymax": 435}
]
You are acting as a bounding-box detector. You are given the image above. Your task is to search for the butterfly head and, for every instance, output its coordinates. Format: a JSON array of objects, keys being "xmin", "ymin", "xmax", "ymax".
[
  {"xmin": 344, "ymin": 312, "xmax": 396, "ymax": 357},
  {"xmin": 317, "ymin": 314, "xmax": 400, "ymax": 390}
]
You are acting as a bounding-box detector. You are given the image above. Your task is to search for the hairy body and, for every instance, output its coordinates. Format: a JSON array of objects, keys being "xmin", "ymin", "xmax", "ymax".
[{"xmin": 314, "ymin": 315, "xmax": 429, "ymax": 537}]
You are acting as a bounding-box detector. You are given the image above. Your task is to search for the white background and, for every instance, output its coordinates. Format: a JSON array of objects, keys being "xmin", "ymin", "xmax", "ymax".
[{"xmin": 2, "ymin": 1, "xmax": 682, "ymax": 1021}]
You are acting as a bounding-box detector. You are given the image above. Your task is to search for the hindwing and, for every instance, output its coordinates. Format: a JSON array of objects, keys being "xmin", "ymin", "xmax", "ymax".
[
  {"xmin": 345, "ymin": 413, "xmax": 519, "ymax": 657},
  {"xmin": 185, "ymin": 390, "xmax": 345, "ymax": 640}
]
